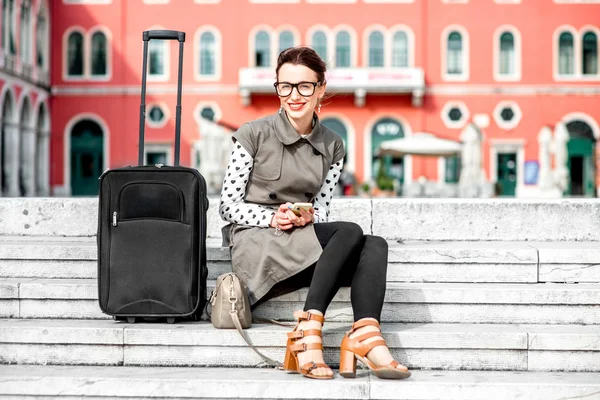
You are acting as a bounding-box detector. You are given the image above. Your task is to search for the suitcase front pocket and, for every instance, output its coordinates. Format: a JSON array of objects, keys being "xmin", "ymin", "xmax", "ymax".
[
  {"xmin": 107, "ymin": 218, "xmax": 194, "ymax": 315},
  {"xmin": 116, "ymin": 181, "xmax": 185, "ymax": 224}
]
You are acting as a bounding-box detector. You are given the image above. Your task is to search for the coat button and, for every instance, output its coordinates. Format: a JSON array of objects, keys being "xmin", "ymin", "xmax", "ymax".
[
  {"xmin": 304, "ymin": 192, "xmax": 313, "ymax": 198},
  {"xmin": 269, "ymin": 192, "xmax": 277, "ymax": 200},
  {"xmin": 312, "ymin": 148, "xmax": 320, "ymax": 155}
]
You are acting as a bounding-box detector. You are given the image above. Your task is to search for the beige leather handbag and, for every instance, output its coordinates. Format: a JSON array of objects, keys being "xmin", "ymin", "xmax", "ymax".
[
  {"xmin": 209, "ymin": 272, "xmax": 282, "ymax": 368},
  {"xmin": 210, "ymin": 272, "xmax": 252, "ymax": 329}
]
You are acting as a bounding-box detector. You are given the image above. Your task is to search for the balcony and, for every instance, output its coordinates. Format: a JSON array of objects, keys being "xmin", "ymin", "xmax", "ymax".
[{"xmin": 239, "ymin": 67, "xmax": 425, "ymax": 107}]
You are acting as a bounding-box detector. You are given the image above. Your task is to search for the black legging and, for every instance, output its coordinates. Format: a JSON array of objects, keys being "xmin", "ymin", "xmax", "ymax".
[{"xmin": 265, "ymin": 221, "xmax": 388, "ymax": 322}]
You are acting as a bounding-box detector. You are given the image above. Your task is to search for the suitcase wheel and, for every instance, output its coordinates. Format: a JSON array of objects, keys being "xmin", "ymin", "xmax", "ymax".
[
  {"xmin": 127, "ymin": 317, "xmax": 136, "ymax": 324},
  {"xmin": 166, "ymin": 317, "xmax": 176, "ymax": 324},
  {"xmin": 113, "ymin": 316, "xmax": 126, "ymax": 322}
]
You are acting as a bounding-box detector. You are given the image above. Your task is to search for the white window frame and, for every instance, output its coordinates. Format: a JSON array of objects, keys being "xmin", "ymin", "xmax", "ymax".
[
  {"xmin": 146, "ymin": 25, "xmax": 170, "ymax": 82},
  {"xmin": 441, "ymin": 101, "xmax": 469, "ymax": 129},
  {"xmin": 144, "ymin": 143, "xmax": 173, "ymax": 166},
  {"xmin": 63, "ymin": 26, "xmax": 86, "ymax": 81},
  {"xmin": 363, "ymin": 25, "xmax": 387, "ymax": 68},
  {"xmin": 194, "ymin": 101, "xmax": 223, "ymax": 124},
  {"xmin": 493, "ymin": 100, "xmax": 522, "ymax": 131},
  {"xmin": 580, "ymin": 26, "xmax": 600, "ymax": 80},
  {"xmin": 553, "ymin": 25, "xmax": 579, "ymax": 81},
  {"xmin": 88, "ymin": 26, "xmax": 111, "ymax": 81},
  {"xmin": 441, "ymin": 0, "xmax": 468, "ymax": 3},
  {"xmin": 248, "ymin": 25, "xmax": 274, "ymax": 67},
  {"xmin": 306, "ymin": 25, "xmax": 331, "ymax": 64},
  {"xmin": 34, "ymin": 0, "xmax": 50, "ymax": 75},
  {"xmin": 146, "ymin": 103, "xmax": 169, "ymax": 129},
  {"xmin": 332, "ymin": 25, "xmax": 358, "ymax": 68},
  {"xmin": 493, "ymin": 25, "xmax": 522, "ymax": 82},
  {"xmin": 19, "ymin": 0, "xmax": 33, "ymax": 66},
  {"xmin": 275, "ymin": 25, "xmax": 300, "ymax": 60},
  {"xmin": 194, "ymin": 26, "xmax": 221, "ymax": 82},
  {"xmin": 494, "ymin": 0, "xmax": 520, "ymax": 3},
  {"xmin": 194, "ymin": 0, "xmax": 221, "ymax": 3},
  {"xmin": 441, "ymin": 25, "xmax": 470, "ymax": 82},
  {"xmin": 389, "ymin": 24, "xmax": 415, "ymax": 67},
  {"xmin": 143, "ymin": 0, "xmax": 169, "ymax": 3}
]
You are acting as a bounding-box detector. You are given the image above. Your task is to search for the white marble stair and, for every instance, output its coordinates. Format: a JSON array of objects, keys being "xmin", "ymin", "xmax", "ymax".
[
  {"xmin": 2, "ymin": 278, "xmax": 600, "ymax": 324},
  {"xmin": 2, "ymin": 319, "xmax": 600, "ymax": 372},
  {"xmin": 2, "ymin": 236, "xmax": 600, "ymax": 284},
  {"xmin": 1, "ymin": 365, "xmax": 600, "ymax": 400}
]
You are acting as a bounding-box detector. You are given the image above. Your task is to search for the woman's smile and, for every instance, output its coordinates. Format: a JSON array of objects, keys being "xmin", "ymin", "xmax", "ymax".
[{"xmin": 288, "ymin": 102, "xmax": 306, "ymax": 111}]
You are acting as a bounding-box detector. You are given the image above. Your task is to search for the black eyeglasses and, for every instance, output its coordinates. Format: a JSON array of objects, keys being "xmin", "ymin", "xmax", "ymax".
[{"xmin": 274, "ymin": 81, "xmax": 323, "ymax": 97}]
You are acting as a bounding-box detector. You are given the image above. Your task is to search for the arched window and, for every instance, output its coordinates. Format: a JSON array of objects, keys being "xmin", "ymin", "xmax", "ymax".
[
  {"xmin": 558, "ymin": 32, "xmax": 574, "ymax": 75},
  {"xmin": 1, "ymin": 0, "xmax": 7, "ymax": 51},
  {"xmin": 392, "ymin": 31, "xmax": 408, "ymax": 68},
  {"xmin": 1, "ymin": 91, "xmax": 15, "ymax": 195},
  {"xmin": 335, "ymin": 31, "xmax": 351, "ymax": 67},
  {"xmin": 200, "ymin": 106, "xmax": 216, "ymax": 121},
  {"xmin": 368, "ymin": 31, "xmax": 384, "ymax": 67},
  {"xmin": 499, "ymin": 32, "xmax": 514, "ymax": 75},
  {"xmin": 255, "ymin": 30, "xmax": 270, "ymax": 67},
  {"xmin": 199, "ymin": 31, "xmax": 216, "ymax": 75},
  {"xmin": 19, "ymin": 0, "xmax": 31, "ymax": 64},
  {"xmin": 3, "ymin": 0, "xmax": 16, "ymax": 55},
  {"xmin": 447, "ymin": 31, "xmax": 463, "ymax": 74},
  {"xmin": 148, "ymin": 39, "xmax": 165, "ymax": 77},
  {"xmin": 67, "ymin": 31, "xmax": 84, "ymax": 76},
  {"xmin": 278, "ymin": 30, "xmax": 294, "ymax": 55},
  {"xmin": 582, "ymin": 32, "xmax": 598, "ymax": 75},
  {"xmin": 36, "ymin": 5, "xmax": 48, "ymax": 69},
  {"xmin": 19, "ymin": 98, "xmax": 32, "ymax": 196},
  {"xmin": 90, "ymin": 31, "xmax": 107, "ymax": 76},
  {"xmin": 312, "ymin": 31, "xmax": 327, "ymax": 62},
  {"xmin": 371, "ymin": 118, "xmax": 405, "ymax": 188}
]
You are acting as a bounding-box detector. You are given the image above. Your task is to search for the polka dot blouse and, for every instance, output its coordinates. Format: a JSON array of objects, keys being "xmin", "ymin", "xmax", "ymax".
[{"xmin": 219, "ymin": 143, "xmax": 343, "ymax": 227}]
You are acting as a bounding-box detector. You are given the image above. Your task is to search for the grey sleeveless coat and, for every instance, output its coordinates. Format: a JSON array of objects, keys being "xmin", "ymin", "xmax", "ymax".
[{"xmin": 221, "ymin": 111, "xmax": 345, "ymax": 305}]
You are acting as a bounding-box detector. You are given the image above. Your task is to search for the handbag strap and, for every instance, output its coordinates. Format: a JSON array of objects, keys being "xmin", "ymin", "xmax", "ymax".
[{"xmin": 229, "ymin": 309, "xmax": 283, "ymax": 369}]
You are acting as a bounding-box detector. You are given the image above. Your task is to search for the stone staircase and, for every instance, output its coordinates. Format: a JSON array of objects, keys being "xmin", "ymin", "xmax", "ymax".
[{"xmin": 1, "ymin": 198, "xmax": 600, "ymax": 399}]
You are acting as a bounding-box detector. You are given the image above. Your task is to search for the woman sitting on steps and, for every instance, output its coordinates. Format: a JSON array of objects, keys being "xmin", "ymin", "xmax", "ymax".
[{"xmin": 219, "ymin": 46, "xmax": 410, "ymax": 380}]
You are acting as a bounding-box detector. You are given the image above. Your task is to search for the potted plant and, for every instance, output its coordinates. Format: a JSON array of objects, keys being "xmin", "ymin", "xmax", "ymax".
[{"xmin": 374, "ymin": 163, "xmax": 396, "ymax": 197}]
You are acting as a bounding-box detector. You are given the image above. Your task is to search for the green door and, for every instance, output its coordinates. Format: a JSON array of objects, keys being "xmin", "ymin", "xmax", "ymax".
[
  {"xmin": 71, "ymin": 120, "xmax": 104, "ymax": 196},
  {"xmin": 372, "ymin": 118, "xmax": 404, "ymax": 193},
  {"xmin": 496, "ymin": 153, "xmax": 517, "ymax": 197},
  {"xmin": 567, "ymin": 138, "xmax": 595, "ymax": 197}
]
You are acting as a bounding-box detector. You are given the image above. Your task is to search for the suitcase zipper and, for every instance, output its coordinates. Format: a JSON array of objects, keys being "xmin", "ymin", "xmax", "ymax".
[{"xmin": 113, "ymin": 212, "xmax": 118, "ymax": 227}]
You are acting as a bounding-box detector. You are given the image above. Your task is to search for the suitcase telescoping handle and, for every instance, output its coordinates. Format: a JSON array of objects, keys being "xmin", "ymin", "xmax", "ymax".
[{"xmin": 139, "ymin": 30, "xmax": 185, "ymax": 167}]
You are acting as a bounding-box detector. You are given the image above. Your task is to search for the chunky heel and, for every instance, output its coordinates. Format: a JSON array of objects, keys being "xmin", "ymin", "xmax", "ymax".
[
  {"xmin": 284, "ymin": 311, "xmax": 333, "ymax": 380},
  {"xmin": 338, "ymin": 350, "xmax": 357, "ymax": 378},
  {"xmin": 283, "ymin": 345, "xmax": 298, "ymax": 372},
  {"xmin": 339, "ymin": 319, "xmax": 411, "ymax": 380}
]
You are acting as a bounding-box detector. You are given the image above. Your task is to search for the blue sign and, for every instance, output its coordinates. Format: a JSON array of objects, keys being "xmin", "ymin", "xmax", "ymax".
[{"xmin": 524, "ymin": 161, "xmax": 539, "ymax": 185}]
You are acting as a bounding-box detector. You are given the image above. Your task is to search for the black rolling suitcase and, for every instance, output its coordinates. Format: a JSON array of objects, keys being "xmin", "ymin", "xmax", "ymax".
[{"xmin": 97, "ymin": 30, "xmax": 208, "ymax": 324}]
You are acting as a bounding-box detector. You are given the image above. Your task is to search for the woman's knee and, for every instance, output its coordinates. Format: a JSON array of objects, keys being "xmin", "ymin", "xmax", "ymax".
[
  {"xmin": 337, "ymin": 222, "xmax": 364, "ymax": 243},
  {"xmin": 364, "ymin": 235, "xmax": 388, "ymax": 252}
]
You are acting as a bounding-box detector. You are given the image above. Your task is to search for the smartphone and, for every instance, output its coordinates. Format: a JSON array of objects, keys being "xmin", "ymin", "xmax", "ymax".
[{"xmin": 288, "ymin": 202, "xmax": 314, "ymax": 216}]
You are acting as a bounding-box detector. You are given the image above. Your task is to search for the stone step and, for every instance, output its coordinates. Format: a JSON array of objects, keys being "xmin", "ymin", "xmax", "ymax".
[
  {"xmin": 2, "ymin": 319, "xmax": 599, "ymax": 372},
  {"xmin": 2, "ymin": 197, "xmax": 600, "ymax": 242},
  {"xmin": 2, "ymin": 236, "xmax": 599, "ymax": 283},
  {"xmin": 2, "ymin": 278, "xmax": 599, "ymax": 324},
  {"xmin": 1, "ymin": 365, "xmax": 600, "ymax": 399}
]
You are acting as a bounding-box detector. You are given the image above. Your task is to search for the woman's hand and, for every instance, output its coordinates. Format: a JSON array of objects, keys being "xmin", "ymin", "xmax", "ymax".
[
  {"xmin": 284, "ymin": 204, "xmax": 314, "ymax": 227},
  {"xmin": 270, "ymin": 203, "xmax": 295, "ymax": 231}
]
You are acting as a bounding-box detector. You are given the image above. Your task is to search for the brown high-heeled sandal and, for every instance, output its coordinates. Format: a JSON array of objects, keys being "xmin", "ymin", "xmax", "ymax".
[
  {"xmin": 282, "ymin": 310, "xmax": 333, "ymax": 380},
  {"xmin": 339, "ymin": 319, "xmax": 411, "ymax": 380}
]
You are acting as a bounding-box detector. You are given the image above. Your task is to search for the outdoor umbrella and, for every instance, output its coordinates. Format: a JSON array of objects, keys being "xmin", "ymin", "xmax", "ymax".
[{"xmin": 377, "ymin": 133, "xmax": 462, "ymax": 157}]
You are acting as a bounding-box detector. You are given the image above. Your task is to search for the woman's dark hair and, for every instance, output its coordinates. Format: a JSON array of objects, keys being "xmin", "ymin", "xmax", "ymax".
[{"xmin": 275, "ymin": 46, "xmax": 327, "ymax": 83}]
